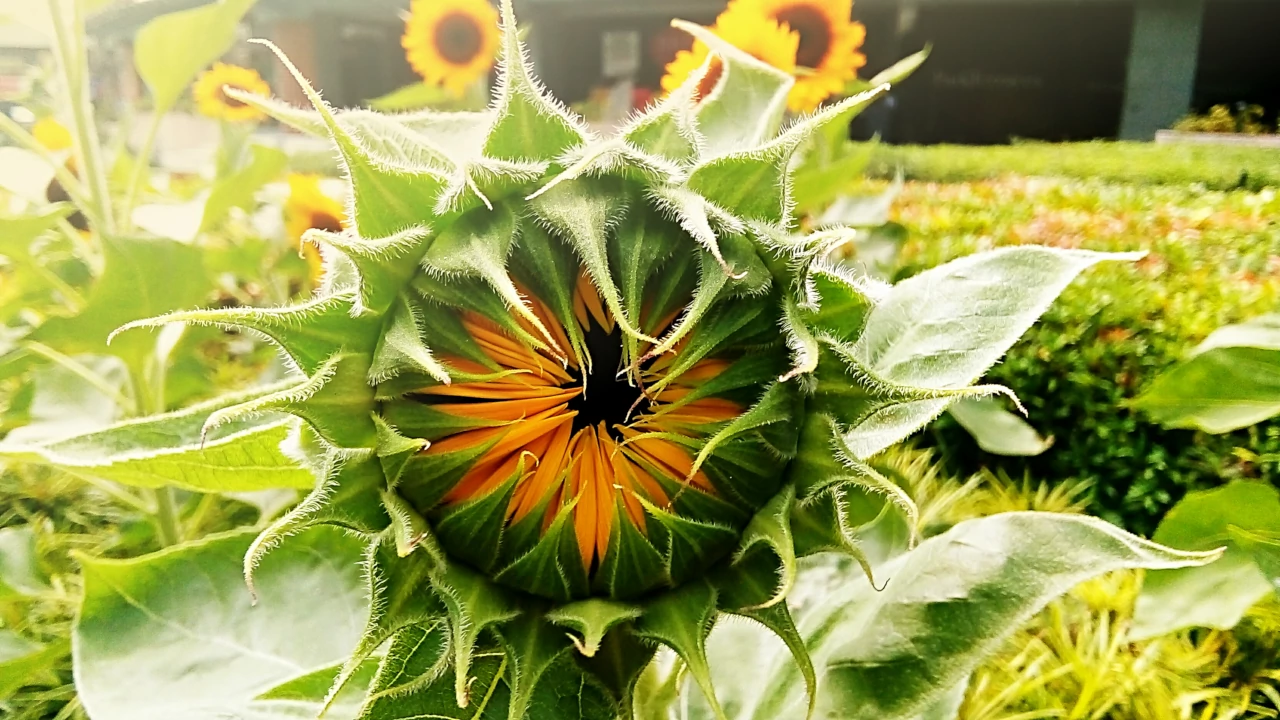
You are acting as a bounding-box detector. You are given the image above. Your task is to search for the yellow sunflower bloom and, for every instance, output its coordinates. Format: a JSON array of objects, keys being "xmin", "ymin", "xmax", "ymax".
[
  {"xmin": 283, "ymin": 174, "xmax": 346, "ymax": 287},
  {"xmin": 192, "ymin": 63, "xmax": 270, "ymax": 123},
  {"xmin": 402, "ymin": 0, "xmax": 500, "ymax": 97},
  {"xmin": 728, "ymin": 0, "xmax": 868, "ymax": 112},
  {"xmin": 660, "ymin": 9, "xmax": 798, "ymax": 104},
  {"xmin": 33, "ymin": 117, "xmax": 72, "ymax": 151}
]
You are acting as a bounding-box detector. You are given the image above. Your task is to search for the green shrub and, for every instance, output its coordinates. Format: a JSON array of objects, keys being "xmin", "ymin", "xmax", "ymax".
[
  {"xmin": 882, "ymin": 176, "xmax": 1280, "ymax": 534},
  {"xmin": 864, "ymin": 141, "xmax": 1280, "ymax": 191}
]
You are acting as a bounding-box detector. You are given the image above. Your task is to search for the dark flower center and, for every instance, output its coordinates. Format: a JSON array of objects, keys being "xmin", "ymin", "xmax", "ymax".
[
  {"xmin": 310, "ymin": 211, "xmax": 344, "ymax": 234},
  {"xmin": 777, "ymin": 5, "xmax": 833, "ymax": 69},
  {"xmin": 566, "ymin": 321, "xmax": 649, "ymax": 437},
  {"xmin": 434, "ymin": 12, "xmax": 484, "ymax": 65}
]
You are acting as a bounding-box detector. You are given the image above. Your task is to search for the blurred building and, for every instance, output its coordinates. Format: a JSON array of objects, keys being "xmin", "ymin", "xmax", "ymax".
[{"xmin": 86, "ymin": 0, "xmax": 1280, "ymax": 144}]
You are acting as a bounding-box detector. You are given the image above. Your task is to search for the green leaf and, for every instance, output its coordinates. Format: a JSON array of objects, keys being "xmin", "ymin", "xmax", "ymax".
[
  {"xmin": 0, "ymin": 383, "xmax": 316, "ymax": 492},
  {"xmin": 947, "ymin": 397, "xmax": 1052, "ymax": 457},
  {"xmin": 844, "ymin": 247, "xmax": 1137, "ymax": 458},
  {"xmin": 369, "ymin": 81, "xmax": 489, "ymax": 113},
  {"xmin": 0, "ymin": 632, "xmax": 65, "ymax": 700},
  {"xmin": 1133, "ymin": 314, "xmax": 1280, "ymax": 433},
  {"xmin": 740, "ymin": 513, "xmax": 1218, "ymax": 720},
  {"xmin": 33, "ymin": 235, "xmax": 214, "ymax": 369},
  {"xmin": 74, "ymin": 526, "xmax": 369, "ymax": 720},
  {"xmin": 0, "ymin": 527, "xmax": 48, "ymax": 599},
  {"xmin": 1132, "ymin": 482, "xmax": 1280, "ymax": 639},
  {"xmin": 1230, "ymin": 525, "xmax": 1280, "ymax": 592},
  {"xmin": 200, "ymin": 144, "xmax": 287, "ymax": 232},
  {"xmin": 134, "ymin": 0, "xmax": 259, "ymax": 113}
]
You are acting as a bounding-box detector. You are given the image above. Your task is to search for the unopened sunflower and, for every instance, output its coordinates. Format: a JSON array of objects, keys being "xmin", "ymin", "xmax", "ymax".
[
  {"xmin": 283, "ymin": 173, "xmax": 345, "ymax": 287},
  {"xmin": 730, "ymin": 0, "xmax": 868, "ymax": 111},
  {"xmin": 661, "ymin": 9, "xmax": 798, "ymax": 103},
  {"xmin": 192, "ymin": 63, "xmax": 270, "ymax": 122},
  {"xmin": 116, "ymin": 4, "xmax": 1155, "ymax": 717},
  {"xmin": 402, "ymin": 0, "xmax": 500, "ymax": 96}
]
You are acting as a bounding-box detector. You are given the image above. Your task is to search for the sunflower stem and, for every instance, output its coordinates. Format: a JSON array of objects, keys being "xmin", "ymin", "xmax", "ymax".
[
  {"xmin": 47, "ymin": 0, "xmax": 116, "ymax": 235},
  {"xmin": 123, "ymin": 109, "xmax": 165, "ymax": 227}
]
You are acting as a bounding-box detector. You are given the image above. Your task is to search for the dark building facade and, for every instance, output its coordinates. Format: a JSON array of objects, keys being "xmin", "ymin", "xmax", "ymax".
[{"xmin": 90, "ymin": 0, "xmax": 1280, "ymax": 144}]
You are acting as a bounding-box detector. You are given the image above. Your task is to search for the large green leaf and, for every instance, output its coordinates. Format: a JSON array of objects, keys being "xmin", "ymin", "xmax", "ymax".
[
  {"xmin": 74, "ymin": 526, "xmax": 369, "ymax": 720},
  {"xmin": 133, "ymin": 0, "xmax": 259, "ymax": 113},
  {"xmin": 706, "ymin": 512, "xmax": 1216, "ymax": 720},
  {"xmin": 0, "ymin": 632, "xmax": 65, "ymax": 701},
  {"xmin": 0, "ymin": 383, "xmax": 316, "ymax": 492},
  {"xmin": 947, "ymin": 397, "xmax": 1052, "ymax": 457},
  {"xmin": 1133, "ymin": 314, "xmax": 1280, "ymax": 433},
  {"xmin": 0, "ymin": 527, "xmax": 49, "ymax": 599},
  {"xmin": 1132, "ymin": 482, "xmax": 1280, "ymax": 639},
  {"xmin": 844, "ymin": 247, "xmax": 1136, "ymax": 458},
  {"xmin": 31, "ymin": 236, "xmax": 213, "ymax": 369}
]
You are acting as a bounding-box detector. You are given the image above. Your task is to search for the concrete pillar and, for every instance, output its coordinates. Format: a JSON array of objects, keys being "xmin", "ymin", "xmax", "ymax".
[{"xmin": 1119, "ymin": 0, "xmax": 1204, "ymax": 140}]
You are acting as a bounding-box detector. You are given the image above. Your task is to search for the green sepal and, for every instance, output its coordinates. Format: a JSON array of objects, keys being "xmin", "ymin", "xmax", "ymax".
[
  {"xmin": 494, "ymin": 613, "xmax": 572, "ymax": 720},
  {"xmin": 591, "ymin": 498, "xmax": 669, "ymax": 599},
  {"xmin": 670, "ymin": 20, "xmax": 792, "ymax": 157},
  {"xmin": 485, "ymin": 0, "xmax": 589, "ymax": 162},
  {"xmin": 633, "ymin": 579, "xmax": 727, "ymax": 720},
  {"xmin": 423, "ymin": 206, "xmax": 562, "ymax": 357},
  {"xmin": 789, "ymin": 413, "xmax": 918, "ymax": 538},
  {"xmin": 397, "ymin": 439, "xmax": 496, "ymax": 512},
  {"xmin": 357, "ymin": 622, "xmax": 474, "ymax": 718},
  {"xmin": 412, "ymin": 273, "xmax": 546, "ymax": 354},
  {"xmin": 634, "ymin": 495, "xmax": 738, "ymax": 586},
  {"xmin": 621, "ymin": 77, "xmax": 700, "ymax": 164},
  {"xmin": 380, "ymin": 399, "xmax": 504, "ymax": 443},
  {"xmin": 780, "ymin": 296, "xmax": 821, "ymax": 382},
  {"xmin": 320, "ymin": 531, "xmax": 444, "ymax": 717},
  {"xmin": 580, "ymin": 630, "xmax": 656, "ymax": 712},
  {"xmin": 733, "ymin": 599, "xmax": 817, "ymax": 720},
  {"xmin": 433, "ymin": 472, "xmax": 520, "ymax": 574},
  {"xmin": 529, "ymin": 179, "xmax": 656, "ymax": 345},
  {"xmin": 648, "ymin": 291, "xmax": 771, "ymax": 393},
  {"xmin": 510, "ymin": 220, "xmax": 589, "ymax": 367},
  {"xmin": 428, "ymin": 562, "xmax": 519, "ymax": 709},
  {"xmin": 381, "ymin": 488, "xmax": 447, "ymax": 564},
  {"xmin": 647, "ymin": 185, "xmax": 743, "ymax": 284},
  {"xmin": 729, "ymin": 485, "xmax": 797, "ymax": 610},
  {"xmin": 689, "ymin": 382, "xmax": 796, "ymax": 479},
  {"xmin": 373, "ymin": 413, "xmax": 428, "ymax": 488},
  {"xmin": 493, "ymin": 499, "xmax": 590, "ymax": 601},
  {"xmin": 639, "ymin": 250, "xmax": 731, "ymax": 366},
  {"xmin": 685, "ymin": 85, "xmax": 891, "ymax": 227},
  {"xmin": 545, "ymin": 598, "xmax": 642, "ymax": 658},
  {"xmin": 306, "ymin": 226, "xmax": 435, "ymax": 316},
  {"xmin": 370, "ymin": 292, "xmax": 452, "ymax": 385},
  {"xmin": 249, "ymin": 41, "xmax": 449, "ymax": 244},
  {"xmin": 109, "ymin": 292, "xmax": 368, "ymax": 377},
  {"xmin": 606, "ymin": 207, "xmax": 680, "ymax": 363},
  {"xmin": 245, "ymin": 456, "xmax": 390, "ymax": 599},
  {"xmin": 803, "ymin": 264, "xmax": 876, "ymax": 341},
  {"xmin": 203, "ymin": 353, "xmax": 378, "ymax": 453}
]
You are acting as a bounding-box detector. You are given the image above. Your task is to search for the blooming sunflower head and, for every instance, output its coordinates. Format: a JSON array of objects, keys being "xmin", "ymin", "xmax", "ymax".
[
  {"xmin": 192, "ymin": 62, "xmax": 270, "ymax": 122},
  {"xmin": 402, "ymin": 0, "xmax": 501, "ymax": 97},
  {"xmin": 741, "ymin": 0, "xmax": 868, "ymax": 112},
  {"xmin": 33, "ymin": 117, "xmax": 72, "ymax": 152},
  {"xmin": 121, "ymin": 4, "xmax": 1008, "ymax": 717},
  {"xmin": 661, "ymin": 9, "xmax": 798, "ymax": 104},
  {"xmin": 283, "ymin": 173, "xmax": 346, "ymax": 287}
]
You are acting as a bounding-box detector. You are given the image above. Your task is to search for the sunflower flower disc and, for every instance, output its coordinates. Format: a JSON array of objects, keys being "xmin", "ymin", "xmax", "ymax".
[{"xmin": 120, "ymin": 3, "xmax": 968, "ymax": 717}]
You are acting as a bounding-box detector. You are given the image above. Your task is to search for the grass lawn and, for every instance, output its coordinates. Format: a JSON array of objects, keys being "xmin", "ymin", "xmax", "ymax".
[{"xmin": 864, "ymin": 140, "xmax": 1280, "ymax": 190}]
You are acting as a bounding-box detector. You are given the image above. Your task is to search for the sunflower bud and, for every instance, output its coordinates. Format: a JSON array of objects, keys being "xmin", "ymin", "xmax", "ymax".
[{"xmin": 120, "ymin": 3, "xmax": 1015, "ymax": 718}]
